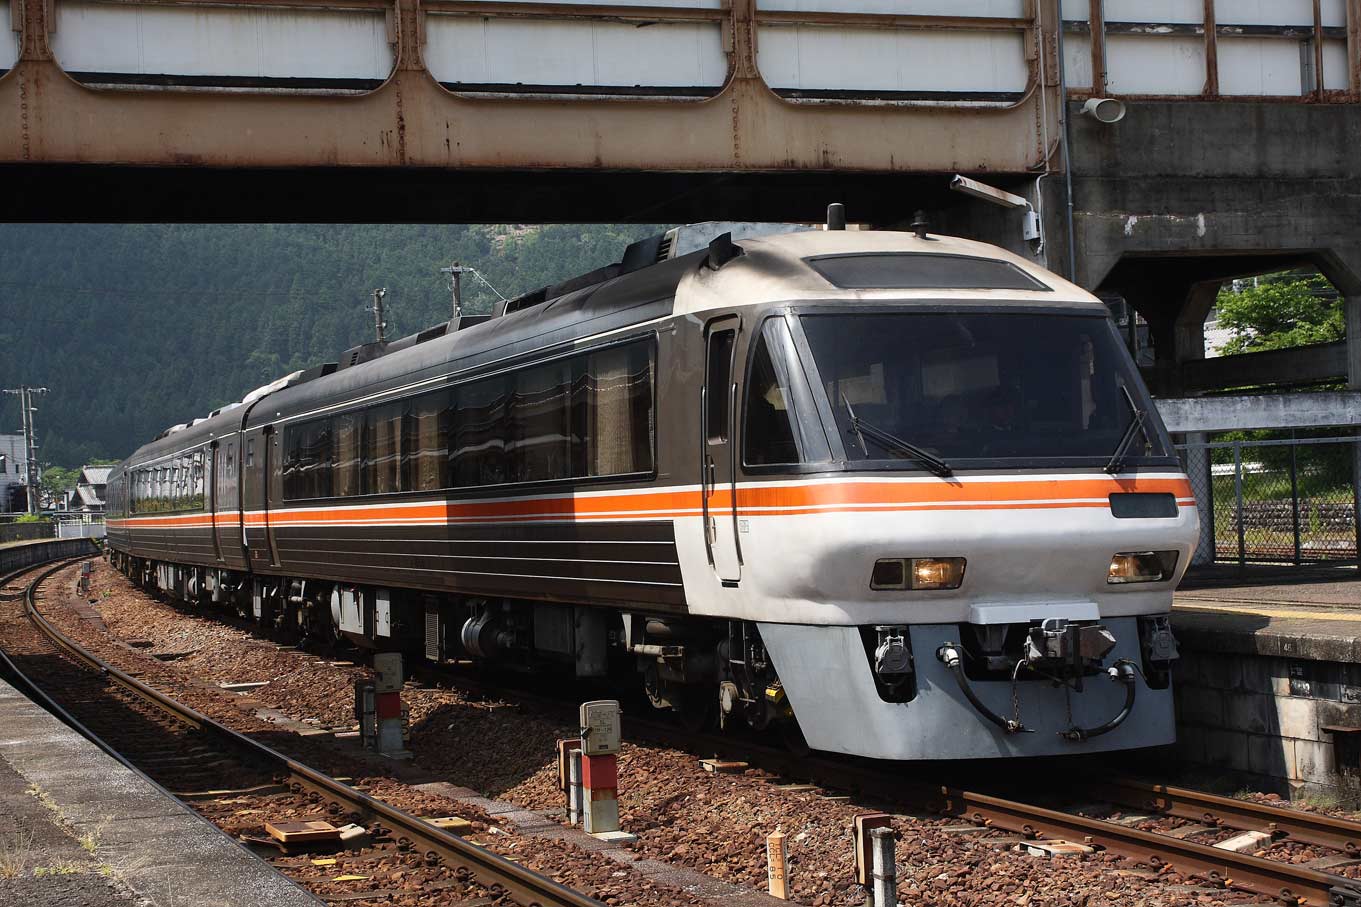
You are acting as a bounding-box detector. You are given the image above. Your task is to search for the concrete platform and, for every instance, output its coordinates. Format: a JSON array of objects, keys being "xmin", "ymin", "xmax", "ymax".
[
  {"xmin": 1175, "ymin": 564, "xmax": 1361, "ymax": 661},
  {"xmin": 1168, "ymin": 566, "xmax": 1361, "ymax": 798},
  {"xmin": 0, "ymin": 676, "xmax": 322, "ymax": 907}
]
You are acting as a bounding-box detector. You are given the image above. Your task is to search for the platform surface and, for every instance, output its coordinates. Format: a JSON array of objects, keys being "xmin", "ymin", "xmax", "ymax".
[
  {"xmin": 1173, "ymin": 564, "xmax": 1361, "ymax": 661},
  {"xmin": 0, "ymin": 676, "xmax": 322, "ymax": 907}
]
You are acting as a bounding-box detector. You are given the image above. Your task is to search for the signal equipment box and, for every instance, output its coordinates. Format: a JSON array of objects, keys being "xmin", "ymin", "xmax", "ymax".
[
  {"xmin": 373, "ymin": 652, "xmax": 403, "ymax": 693},
  {"xmin": 579, "ymin": 700, "xmax": 621, "ymax": 756}
]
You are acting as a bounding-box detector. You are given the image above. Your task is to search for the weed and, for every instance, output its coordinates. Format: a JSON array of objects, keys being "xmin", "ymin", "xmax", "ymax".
[
  {"xmin": 33, "ymin": 861, "xmax": 86, "ymax": 877},
  {"xmin": 25, "ymin": 783, "xmax": 60, "ymax": 817},
  {"xmin": 78, "ymin": 816, "xmax": 112, "ymax": 855},
  {"xmin": 0, "ymin": 830, "xmax": 35, "ymax": 879},
  {"xmin": 1298, "ymin": 790, "xmax": 1342, "ymax": 811}
]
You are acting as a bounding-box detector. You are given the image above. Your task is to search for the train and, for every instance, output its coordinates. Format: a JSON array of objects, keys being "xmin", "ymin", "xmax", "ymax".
[{"xmin": 106, "ymin": 218, "xmax": 1199, "ymax": 760}]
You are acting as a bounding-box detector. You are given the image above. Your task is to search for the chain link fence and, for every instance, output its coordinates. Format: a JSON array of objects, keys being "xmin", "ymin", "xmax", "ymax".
[{"xmin": 1177, "ymin": 436, "xmax": 1361, "ymax": 565}]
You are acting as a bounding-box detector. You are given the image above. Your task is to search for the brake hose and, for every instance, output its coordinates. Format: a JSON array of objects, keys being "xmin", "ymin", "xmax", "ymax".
[
  {"xmin": 1059, "ymin": 660, "xmax": 1138, "ymax": 741},
  {"xmin": 937, "ymin": 644, "xmax": 1028, "ymax": 734}
]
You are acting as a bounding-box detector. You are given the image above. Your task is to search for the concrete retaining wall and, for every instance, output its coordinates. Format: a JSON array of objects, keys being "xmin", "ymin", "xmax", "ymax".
[
  {"xmin": 1173, "ymin": 650, "xmax": 1361, "ymax": 799},
  {"xmin": 0, "ymin": 522, "xmax": 54, "ymax": 544},
  {"xmin": 0, "ymin": 537, "xmax": 97, "ymax": 574}
]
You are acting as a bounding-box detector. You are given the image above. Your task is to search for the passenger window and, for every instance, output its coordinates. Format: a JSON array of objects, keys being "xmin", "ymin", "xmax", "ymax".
[
  {"xmin": 363, "ymin": 402, "xmax": 406, "ymax": 495},
  {"xmin": 333, "ymin": 413, "xmax": 361, "ymax": 497},
  {"xmin": 404, "ymin": 391, "xmax": 451, "ymax": 491},
  {"xmin": 451, "ymin": 377, "xmax": 508, "ymax": 487},
  {"xmin": 583, "ymin": 342, "xmax": 653, "ymax": 477},
  {"xmin": 511, "ymin": 361, "xmax": 573, "ymax": 484},
  {"xmin": 706, "ymin": 329, "xmax": 735, "ymax": 443},
  {"xmin": 284, "ymin": 418, "xmax": 334, "ymax": 500}
]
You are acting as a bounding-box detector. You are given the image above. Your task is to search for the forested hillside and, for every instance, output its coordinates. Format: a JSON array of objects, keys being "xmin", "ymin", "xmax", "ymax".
[{"xmin": 0, "ymin": 224, "xmax": 664, "ymax": 466}]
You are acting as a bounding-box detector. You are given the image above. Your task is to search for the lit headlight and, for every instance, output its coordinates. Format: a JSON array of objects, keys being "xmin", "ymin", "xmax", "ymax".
[
  {"xmin": 1108, "ymin": 551, "xmax": 1178, "ymax": 584},
  {"xmin": 871, "ymin": 557, "xmax": 966, "ymax": 591}
]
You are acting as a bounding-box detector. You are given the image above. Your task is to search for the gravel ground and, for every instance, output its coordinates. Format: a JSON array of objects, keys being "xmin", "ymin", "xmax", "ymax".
[
  {"xmin": 59, "ymin": 559, "xmax": 1290, "ymax": 905},
  {"xmin": 34, "ymin": 561, "xmax": 709, "ymax": 907}
]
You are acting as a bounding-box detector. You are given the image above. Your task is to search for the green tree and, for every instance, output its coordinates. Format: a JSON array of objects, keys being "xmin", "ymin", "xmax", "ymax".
[
  {"xmin": 39, "ymin": 465, "xmax": 79, "ymax": 503},
  {"xmin": 0, "ymin": 223, "xmax": 667, "ymax": 465},
  {"xmin": 1215, "ymin": 273, "xmax": 1343, "ymax": 355}
]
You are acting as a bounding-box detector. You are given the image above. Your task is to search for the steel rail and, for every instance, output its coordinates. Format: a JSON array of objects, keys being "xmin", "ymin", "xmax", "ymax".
[
  {"xmin": 626, "ymin": 720, "xmax": 1361, "ymax": 905},
  {"xmin": 38, "ymin": 561, "xmax": 1361, "ymax": 907},
  {"xmin": 11, "ymin": 556, "xmax": 604, "ymax": 907},
  {"xmin": 428, "ymin": 664, "xmax": 1361, "ymax": 906},
  {"xmin": 1089, "ymin": 776, "xmax": 1361, "ymax": 857},
  {"xmin": 928, "ymin": 784, "xmax": 1360, "ymax": 907}
]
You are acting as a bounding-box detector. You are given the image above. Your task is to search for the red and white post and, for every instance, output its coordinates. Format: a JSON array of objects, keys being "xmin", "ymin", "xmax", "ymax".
[
  {"xmin": 578, "ymin": 700, "xmax": 635, "ymax": 843},
  {"xmin": 373, "ymin": 652, "xmax": 410, "ymax": 758}
]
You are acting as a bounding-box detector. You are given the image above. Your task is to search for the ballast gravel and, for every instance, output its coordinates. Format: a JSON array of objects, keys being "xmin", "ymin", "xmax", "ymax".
[{"xmin": 74, "ymin": 558, "xmax": 1273, "ymax": 905}]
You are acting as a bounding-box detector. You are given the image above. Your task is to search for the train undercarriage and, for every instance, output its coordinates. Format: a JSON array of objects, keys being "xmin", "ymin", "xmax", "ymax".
[
  {"xmin": 107, "ymin": 550, "xmax": 798, "ymax": 737},
  {"xmin": 108, "ymin": 549, "xmax": 1181, "ymax": 753}
]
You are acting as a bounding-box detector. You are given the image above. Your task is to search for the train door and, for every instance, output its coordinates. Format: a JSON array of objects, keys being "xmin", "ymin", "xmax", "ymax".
[
  {"xmin": 263, "ymin": 427, "xmax": 281, "ymax": 567},
  {"xmin": 702, "ymin": 316, "xmax": 742, "ymax": 585},
  {"xmin": 241, "ymin": 428, "xmax": 279, "ymax": 569},
  {"xmin": 208, "ymin": 442, "xmax": 223, "ymax": 562}
]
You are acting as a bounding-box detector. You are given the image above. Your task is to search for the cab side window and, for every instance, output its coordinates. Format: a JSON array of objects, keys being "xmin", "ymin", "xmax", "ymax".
[{"xmin": 743, "ymin": 319, "xmax": 829, "ymax": 467}]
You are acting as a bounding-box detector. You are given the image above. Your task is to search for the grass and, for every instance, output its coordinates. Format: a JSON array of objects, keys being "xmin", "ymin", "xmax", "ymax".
[
  {"xmin": 33, "ymin": 861, "xmax": 87, "ymax": 876},
  {"xmin": 22, "ymin": 782, "xmax": 113, "ymax": 864},
  {"xmin": 0, "ymin": 830, "xmax": 35, "ymax": 879},
  {"xmin": 1296, "ymin": 790, "xmax": 1343, "ymax": 811},
  {"xmin": 77, "ymin": 816, "xmax": 111, "ymax": 856},
  {"xmin": 26, "ymin": 783, "xmax": 60, "ymax": 817}
]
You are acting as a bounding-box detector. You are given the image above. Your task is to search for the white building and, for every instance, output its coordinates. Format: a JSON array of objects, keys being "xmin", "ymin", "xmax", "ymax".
[{"xmin": 0, "ymin": 434, "xmax": 26, "ymax": 512}]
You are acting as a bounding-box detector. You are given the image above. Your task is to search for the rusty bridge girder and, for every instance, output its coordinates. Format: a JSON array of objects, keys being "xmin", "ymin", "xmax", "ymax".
[{"xmin": 0, "ymin": 0, "xmax": 1060, "ymax": 178}]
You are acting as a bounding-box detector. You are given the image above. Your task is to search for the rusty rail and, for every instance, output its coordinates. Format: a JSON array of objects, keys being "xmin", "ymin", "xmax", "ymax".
[
  {"xmin": 7, "ymin": 556, "xmax": 604, "ymax": 907},
  {"xmin": 426, "ymin": 663, "xmax": 1361, "ymax": 907},
  {"xmin": 931, "ymin": 785, "xmax": 1361, "ymax": 907},
  {"xmin": 1089, "ymin": 776, "xmax": 1361, "ymax": 857}
]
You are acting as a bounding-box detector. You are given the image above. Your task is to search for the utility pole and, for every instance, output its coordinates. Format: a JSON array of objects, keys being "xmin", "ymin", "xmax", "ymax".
[
  {"xmin": 369, "ymin": 288, "xmax": 388, "ymax": 343},
  {"xmin": 439, "ymin": 262, "xmax": 471, "ymax": 320},
  {"xmin": 3, "ymin": 385, "xmax": 48, "ymax": 514}
]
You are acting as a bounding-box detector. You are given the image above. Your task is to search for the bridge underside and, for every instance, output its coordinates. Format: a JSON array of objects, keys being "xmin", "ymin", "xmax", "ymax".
[{"xmin": 0, "ymin": 165, "xmax": 1015, "ymax": 224}]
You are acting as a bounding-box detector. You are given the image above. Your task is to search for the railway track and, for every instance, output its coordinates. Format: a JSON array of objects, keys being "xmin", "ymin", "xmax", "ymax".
[
  {"xmin": 426, "ymin": 664, "xmax": 1361, "ymax": 907},
  {"xmin": 0, "ymin": 554, "xmax": 605, "ymax": 907},
  {"xmin": 34, "ymin": 553, "xmax": 1361, "ymax": 906}
]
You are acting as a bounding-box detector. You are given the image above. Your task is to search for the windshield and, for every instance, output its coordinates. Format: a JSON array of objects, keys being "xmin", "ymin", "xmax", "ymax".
[{"xmin": 798, "ymin": 311, "xmax": 1172, "ymax": 467}]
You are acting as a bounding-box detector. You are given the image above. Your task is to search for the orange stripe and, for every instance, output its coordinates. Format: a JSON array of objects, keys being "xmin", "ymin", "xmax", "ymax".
[{"xmin": 111, "ymin": 476, "xmax": 1194, "ymax": 528}]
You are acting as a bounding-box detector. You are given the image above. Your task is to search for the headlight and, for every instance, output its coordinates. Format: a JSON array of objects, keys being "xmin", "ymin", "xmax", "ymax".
[
  {"xmin": 1108, "ymin": 551, "xmax": 1178, "ymax": 584},
  {"xmin": 872, "ymin": 557, "xmax": 966, "ymax": 591}
]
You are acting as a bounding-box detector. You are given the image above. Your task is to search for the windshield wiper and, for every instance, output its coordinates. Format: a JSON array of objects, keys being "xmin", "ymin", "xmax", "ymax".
[
  {"xmin": 1105, "ymin": 385, "xmax": 1149, "ymax": 474},
  {"xmin": 841, "ymin": 394, "xmax": 953, "ymax": 478}
]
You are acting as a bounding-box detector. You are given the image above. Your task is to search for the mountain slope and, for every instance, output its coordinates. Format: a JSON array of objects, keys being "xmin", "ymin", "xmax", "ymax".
[{"xmin": 0, "ymin": 224, "xmax": 663, "ymax": 465}]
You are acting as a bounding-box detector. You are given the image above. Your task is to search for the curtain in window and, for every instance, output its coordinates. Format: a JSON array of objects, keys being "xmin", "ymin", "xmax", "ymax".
[
  {"xmin": 365, "ymin": 403, "xmax": 405, "ymax": 494},
  {"xmin": 406, "ymin": 392, "xmax": 450, "ymax": 492},
  {"xmin": 334, "ymin": 414, "xmax": 361, "ymax": 497}
]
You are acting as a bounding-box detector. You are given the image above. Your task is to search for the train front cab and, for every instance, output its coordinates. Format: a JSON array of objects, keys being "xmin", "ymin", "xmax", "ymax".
[{"xmin": 691, "ymin": 299, "xmax": 1199, "ymax": 760}]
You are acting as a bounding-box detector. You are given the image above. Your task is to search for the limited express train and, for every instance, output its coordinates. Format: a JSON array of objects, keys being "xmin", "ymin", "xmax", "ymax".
[{"xmin": 106, "ymin": 221, "xmax": 1198, "ymax": 760}]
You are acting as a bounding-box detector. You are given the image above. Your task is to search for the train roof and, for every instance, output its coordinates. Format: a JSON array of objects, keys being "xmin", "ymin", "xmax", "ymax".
[
  {"xmin": 676, "ymin": 229, "xmax": 1101, "ymax": 315},
  {"xmin": 117, "ymin": 225, "xmax": 1103, "ymax": 468}
]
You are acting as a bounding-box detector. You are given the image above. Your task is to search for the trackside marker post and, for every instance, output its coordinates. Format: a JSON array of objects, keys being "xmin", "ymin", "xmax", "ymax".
[
  {"xmin": 372, "ymin": 652, "xmax": 410, "ymax": 759},
  {"xmin": 870, "ymin": 826, "xmax": 897, "ymax": 907},
  {"xmin": 767, "ymin": 829, "xmax": 789, "ymax": 899},
  {"xmin": 557, "ymin": 738, "xmax": 583, "ymax": 825},
  {"xmin": 578, "ymin": 700, "xmax": 635, "ymax": 843},
  {"xmin": 568, "ymin": 749, "xmax": 583, "ymax": 826}
]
